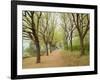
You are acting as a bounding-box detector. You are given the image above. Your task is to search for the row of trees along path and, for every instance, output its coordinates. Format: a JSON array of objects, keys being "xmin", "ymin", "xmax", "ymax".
[{"xmin": 23, "ymin": 11, "xmax": 89, "ymax": 64}]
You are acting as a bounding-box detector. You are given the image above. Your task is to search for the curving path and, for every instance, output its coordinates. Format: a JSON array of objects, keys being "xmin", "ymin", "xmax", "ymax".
[{"xmin": 22, "ymin": 50, "xmax": 65, "ymax": 69}]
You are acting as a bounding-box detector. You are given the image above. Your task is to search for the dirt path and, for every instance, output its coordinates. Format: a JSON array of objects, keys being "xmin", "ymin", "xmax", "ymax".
[
  {"xmin": 22, "ymin": 50, "xmax": 89, "ymax": 69},
  {"xmin": 22, "ymin": 50, "xmax": 65, "ymax": 69}
]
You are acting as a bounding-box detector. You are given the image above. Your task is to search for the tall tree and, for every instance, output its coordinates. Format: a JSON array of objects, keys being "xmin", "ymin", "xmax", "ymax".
[
  {"xmin": 72, "ymin": 13, "xmax": 89, "ymax": 55},
  {"xmin": 39, "ymin": 12, "xmax": 50, "ymax": 56},
  {"xmin": 67, "ymin": 13, "xmax": 76, "ymax": 51},
  {"xmin": 60, "ymin": 13, "xmax": 69, "ymax": 49},
  {"xmin": 22, "ymin": 11, "xmax": 42, "ymax": 63},
  {"xmin": 48, "ymin": 13, "xmax": 56, "ymax": 53}
]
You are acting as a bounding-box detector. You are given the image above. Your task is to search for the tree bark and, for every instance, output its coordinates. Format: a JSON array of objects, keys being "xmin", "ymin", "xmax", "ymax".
[
  {"xmin": 45, "ymin": 43, "xmax": 49, "ymax": 56},
  {"xmin": 80, "ymin": 37, "xmax": 85, "ymax": 56},
  {"xmin": 31, "ymin": 11, "xmax": 41, "ymax": 63},
  {"xmin": 35, "ymin": 40, "xmax": 41, "ymax": 63},
  {"xmin": 65, "ymin": 36, "xmax": 68, "ymax": 49},
  {"xmin": 70, "ymin": 31, "xmax": 73, "ymax": 51},
  {"xmin": 49, "ymin": 43, "xmax": 52, "ymax": 53}
]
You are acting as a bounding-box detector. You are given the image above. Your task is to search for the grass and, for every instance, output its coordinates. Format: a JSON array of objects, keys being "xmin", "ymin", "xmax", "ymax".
[{"xmin": 61, "ymin": 50, "xmax": 90, "ymax": 66}]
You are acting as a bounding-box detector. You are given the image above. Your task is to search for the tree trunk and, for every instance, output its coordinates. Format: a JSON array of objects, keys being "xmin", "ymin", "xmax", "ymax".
[
  {"xmin": 49, "ymin": 44, "xmax": 52, "ymax": 53},
  {"xmin": 65, "ymin": 36, "xmax": 68, "ymax": 49},
  {"xmin": 30, "ymin": 11, "xmax": 41, "ymax": 63},
  {"xmin": 80, "ymin": 37, "xmax": 85, "ymax": 56},
  {"xmin": 45, "ymin": 43, "xmax": 49, "ymax": 56},
  {"xmin": 66, "ymin": 41, "xmax": 68, "ymax": 49},
  {"xmin": 34, "ymin": 39, "xmax": 41, "ymax": 63},
  {"xmin": 70, "ymin": 31, "xmax": 73, "ymax": 51}
]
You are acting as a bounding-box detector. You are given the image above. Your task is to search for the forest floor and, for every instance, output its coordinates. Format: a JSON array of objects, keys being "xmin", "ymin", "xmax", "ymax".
[{"xmin": 22, "ymin": 50, "xmax": 89, "ymax": 69}]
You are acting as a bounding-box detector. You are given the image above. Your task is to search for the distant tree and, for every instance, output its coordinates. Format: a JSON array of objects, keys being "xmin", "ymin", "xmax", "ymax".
[
  {"xmin": 39, "ymin": 13, "xmax": 50, "ymax": 56},
  {"xmin": 39, "ymin": 13, "xmax": 56, "ymax": 55},
  {"xmin": 48, "ymin": 13, "xmax": 56, "ymax": 53},
  {"xmin": 60, "ymin": 13, "xmax": 76, "ymax": 50},
  {"xmin": 67, "ymin": 13, "xmax": 76, "ymax": 51},
  {"xmin": 60, "ymin": 13, "xmax": 69, "ymax": 49}
]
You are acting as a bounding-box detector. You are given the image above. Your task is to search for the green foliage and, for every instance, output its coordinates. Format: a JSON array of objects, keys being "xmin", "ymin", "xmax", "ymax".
[
  {"xmin": 63, "ymin": 41, "xmax": 68, "ymax": 50},
  {"xmin": 63, "ymin": 36, "xmax": 89, "ymax": 55},
  {"xmin": 23, "ymin": 41, "xmax": 37, "ymax": 57},
  {"xmin": 24, "ymin": 47, "xmax": 37, "ymax": 57}
]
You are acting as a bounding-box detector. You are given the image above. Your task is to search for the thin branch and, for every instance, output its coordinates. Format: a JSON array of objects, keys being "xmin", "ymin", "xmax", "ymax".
[
  {"xmin": 25, "ymin": 11, "xmax": 32, "ymax": 18},
  {"xmin": 22, "ymin": 18, "xmax": 31, "ymax": 26},
  {"xmin": 83, "ymin": 15, "xmax": 89, "ymax": 39},
  {"xmin": 23, "ymin": 24, "xmax": 32, "ymax": 30},
  {"xmin": 23, "ymin": 29, "xmax": 32, "ymax": 33}
]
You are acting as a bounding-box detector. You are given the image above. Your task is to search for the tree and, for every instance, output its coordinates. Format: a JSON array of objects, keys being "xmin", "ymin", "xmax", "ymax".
[
  {"xmin": 67, "ymin": 13, "xmax": 76, "ymax": 51},
  {"xmin": 60, "ymin": 13, "xmax": 76, "ymax": 50},
  {"xmin": 60, "ymin": 13, "xmax": 69, "ymax": 49},
  {"xmin": 72, "ymin": 13, "xmax": 89, "ymax": 55},
  {"xmin": 39, "ymin": 12, "xmax": 50, "ymax": 56},
  {"xmin": 22, "ymin": 11, "xmax": 42, "ymax": 63},
  {"xmin": 48, "ymin": 13, "xmax": 56, "ymax": 53},
  {"xmin": 39, "ymin": 12, "xmax": 57, "ymax": 55}
]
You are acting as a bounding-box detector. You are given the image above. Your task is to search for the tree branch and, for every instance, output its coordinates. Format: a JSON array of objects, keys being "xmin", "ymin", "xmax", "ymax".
[
  {"xmin": 83, "ymin": 15, "xmax": 89, "ymax": 39},
  {"xmin": 25, "ymin": 11, "xmax": 32, "ymax": 18},
  {"xmin": 23, "ymin": 24, "xmax": 32, "ymax": 30}
]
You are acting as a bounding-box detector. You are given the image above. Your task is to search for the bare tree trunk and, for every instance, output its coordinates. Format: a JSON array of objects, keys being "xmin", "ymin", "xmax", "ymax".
[
  {"xmin": 65, "ymin": 36, "xmax": 68, "ymax": 49},
  {"xmin": 45, "ymin": 43, "xmax": 49, "ymax": 56},
  {"xmin": 35, "ymin": 40, "xmax": 41, "ymax": 63},
  {"xmin": 33, "ymin": 33, "xmax": 41, "ymax": 63},
  {"xmin": 80, "ymin": 37, "xmax": 85, "ymax": 56},
  {"xmin": 65, "ymin": 40, "xmax": 68, "ymax": 50},
  {"xmin": 49, "ymin": 44, "xmax": 52, "ymax": 53},
  {"xmin": 70, "ymin": 31, "xmax": 73, "ymax": 51},
  {"xmin": 31, "ymin": 12, "xmax": 41, "ymax": 63}
]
